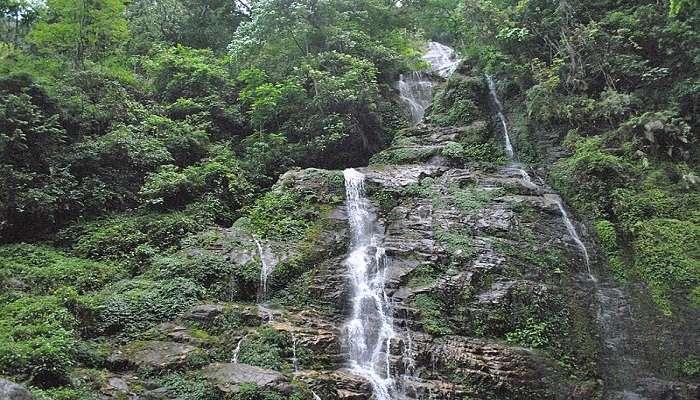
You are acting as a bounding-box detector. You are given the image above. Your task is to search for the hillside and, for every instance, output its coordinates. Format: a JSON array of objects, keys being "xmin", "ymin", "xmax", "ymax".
[{"xmin": 0, "ymin": 1, "xmax": 698, "ymax": 399}]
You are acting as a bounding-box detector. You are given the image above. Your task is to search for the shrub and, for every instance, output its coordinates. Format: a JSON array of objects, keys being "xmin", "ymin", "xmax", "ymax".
[
  {"xmin": 632, "ymin": 218, "xmax": 700, "ymax": 315},
  {"xmin": 237, "ymin": 327, "xmax": 286, "ymax": 370},
  {"xmin": 550, "ymin": 134, "xmax": 632, "ymax": 218},
  {"xmin": 149, "ymin": 253, "xmax": 259, "ymax": 300},
  {"xmin": 61, "ymin": 211, "xmax": 210, "ymax": 260},
  {"xmin": 0, "ymin": 244, "xmax": 126, "ymax": 294},
  {"xmin": 0, "ymin": 294, "xmax": 78, "ymax": 386},
  {"xmin": 442, "ymin": 141, "xmax": 466, "ymax": 164},
  {"xmin": 247, "ymin": 191, "xmax": 310, "ymax": 240},
  {"xmin": 96, "ymin": 278, "xmax": 205, "ymax": 337},
  {"xmin": 154, "ymin": 373, "xmax": 219, "ymax": 400},
  {"xmin": 139, "ymin": 146, "xmax": 254, "ymax": 209},
  {"xmin": 428, "ymin": 76, "xmax": 486, "ymax": 126}
]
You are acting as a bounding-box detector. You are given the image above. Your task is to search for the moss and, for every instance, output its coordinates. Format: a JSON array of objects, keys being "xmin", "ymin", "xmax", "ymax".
[
  {"xmin": 632, "ymin": 218, "xmax": 700, "ymax": 315},
  {"xmin": 435, "ymin": 228, "xmax": 476, "ymax": 264},
  {"xmin": 406, "ymin": 264, "xmax": 441, "ymax": 288},
  {"xmin": 269, "ymin": 216, "xmax": 346, "ymax": 304},
  {"xmin": 428, "ymin": 75, "xmax": 488, "ymax": 127},
  {"xmin": 494, "ymin": 239, "xmax": 569, "ymax": 278},
  {"xmin": 369, "ymin": 146, "xmax": 439, "ymax": 165},
  {"xmin": 411, "ymin": 294, "xmax": 454, "ymax": 336},
  {"xmin": 594, "ymin": 220, "xmax": 627, "ymax": 281},
  {"xmin": 550, "ymin": 134, "xmax": 633, "ymax": 219},
  {"xmin": 32, "ymin": 387, "xmax": 96, "ymax": 400},
  {"xmin": 371, "ymin": 189, "xmax": 401, "ymax": 214},
  {"xmin": 0, "ymin": 244, "xmax": 127, "ymax": 295},
  {"xmin": 678, "ymin": 355, "xmax": 700, "ymax": 379},
  {"xmin": 154, "ymin": 372, "xmax": 219, "ymax": 400},
  {"xmin": 236, "ymin": 327, "xmax": 285, "ymax": 370},
  {"xmin": 247, "ymin": 191, "xmax": 311, "ymax": 240},
  {"xmin": 505, "ymin": 317, "xmax": 551, "ymax": 348}
]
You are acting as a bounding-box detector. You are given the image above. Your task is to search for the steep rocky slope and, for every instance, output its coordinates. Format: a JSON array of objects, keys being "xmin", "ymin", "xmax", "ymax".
[{"xmin": 50, "ymin": 65, "xmax": 698, "ymax": 400}]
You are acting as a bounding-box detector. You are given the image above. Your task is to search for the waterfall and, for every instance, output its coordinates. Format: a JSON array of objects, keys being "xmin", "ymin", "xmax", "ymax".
[
  {"xmin": 548, "ymin": 194, "xmax": 592, "ymax": 275},
  {"xmin": 291, "ymin": 333, "xmax": 300, "ymax": 372},
  {"xmin": 423, "ymin": 42, "xmax": 459, "ymax": 78},
  {"xmin": 486, "ymin": 75, "xmax": 515, "ymax": 160},
  {"xmin": 342, "ymin": 168, "xmax": 396, "ymax": 400},
  {"xmin": 230, "ymin": 335, "xmax": 246, "ymax": 363},
  {"xmin": 397, "ymin": 42, "xmax": 459, "ymax": 125},
  {"xmin": 254, "ymin": 237, "xmax": 273, "ymax": 302},
  {"xmin": 486, "ymin": 75, "xmax": 593, "ymax": 273},
  {"xmin": 400, "ymin": 328, "xmax": 420, "ymax": 397},
  {"xmin": 398, "ymin": 72, "xmax": 433, "ymax": 124}
]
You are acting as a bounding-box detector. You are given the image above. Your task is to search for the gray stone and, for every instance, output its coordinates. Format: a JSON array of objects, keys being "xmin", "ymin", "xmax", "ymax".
[
  {"xmin": 108, "ymin": 341, "xmax": 200, "ymax": 371},
  {"xmin": 0, "ymin": 380, "xmax": 33, "ymax": 400},
  {"xmin": 184, "ymin": 304, "xmax": 225, "ymax": 322},
  {"xmin": 202, "ymin": 363, "xmax": 285, "ymax": 393}
]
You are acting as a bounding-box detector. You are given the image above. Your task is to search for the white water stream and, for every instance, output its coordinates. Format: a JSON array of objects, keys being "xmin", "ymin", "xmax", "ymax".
[
  {"xmin": 230, "ymin": 334, "xmax": 246, "ymax": 363},
  {"xmin": 397, "ymin": 42, "xmax": 460, "ymax": 125},
  {"xmin": 487, "ymin": 76, "xmax": 649, "ymax": 398},
  {"xmin": 398, "ymin": 72, "xmax": 433, "ymax": 124},
  {"xmin": 254, "ymin": 237, "xmax": 273, "ymax": 302},
  {"xmin": 291, "ymin": 333, "xmax": 300, "ymax": 372},
  {"xmin": 343, "ymin": 168, "xmax": 397, "ymax": 400},
  {"xmin": 486, "ymin": 75, "xmax": 592, "ymax": 271},
  {"xmin": 486, "ymin": 75, "xmax": 515, "ymax": 160},
  {"xmin": 423, "ymin": 42, "xmax": 459, "ymax": 78}
]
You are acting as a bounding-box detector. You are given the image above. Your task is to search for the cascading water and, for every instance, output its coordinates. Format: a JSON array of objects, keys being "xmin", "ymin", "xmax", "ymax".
[
  {"xmin": 486, "ymin": 75, "xmax": 515, "ymax": 160},
  {"xmin": 342, "ymin": 168, "xmax": 396, "ymax": 400},
  {"xmin": 486, "ymin": 75, "xmax": 593, "ymax": 270},
  {"xmin": 398, "ymin": 72, "xmax": 433, "ymax": 124},
  {"xmin": 254, "ymin": 237, "xmax": 273, "ymax": 302},
  {"xmin": 487, "ymin": 76, "xmax": 648, "ymax": 397},
  {"xmin": 548, "ymin": 194, "xmax": 592, "ymax": 274},
  {"xmin": 230, "ymin": 335, "xmax": 246, "ymax": 363},
  {"xmin": 291, "ymin": 333, "xmax": 300, "ymax": 372},
  {"xmin": 397, "ymin": 42, "xmax": 459, "ymax": 125},
  {"xmin": 423, "ymin": 42, "xmax": 459, "ymax": 78}
]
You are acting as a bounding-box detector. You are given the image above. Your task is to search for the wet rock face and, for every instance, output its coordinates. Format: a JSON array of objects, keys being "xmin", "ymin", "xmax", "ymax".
[
  {"xmin": 104, "ymin": 72, "xmax": 692, "ymax": 400},
  {"xmin": 202, "ymin": 363, "xmax": 285, "ymax": 393},
  {"xmin": 251, "ymin": 120, "xmax": 603, "ymax": 398},
  {"xmin": 107, "ymin": 341, "xmax": 203, "ymax": 372},
  {"xmin": 170, "ymin": 94, "xmax": 693, "ymax": 399},
  {"xmin": 184, "ymin": 304, "xmax": 225, "ymax": 322},
  {"xmin": 0, "ymin": 379, "xmax": 33, "ymax": 400}
]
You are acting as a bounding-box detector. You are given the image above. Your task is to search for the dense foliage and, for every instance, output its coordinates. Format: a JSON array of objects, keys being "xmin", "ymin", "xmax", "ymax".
[
  {"xmin": 439, "ymin": 0, "xmax": 700, "ymax": 318},
  {"xmin": 0, "ymin": 0, "xmax": 421, "ymax": 395},
  {"xmin": 1, "ymin": 0, "xmax": 698, "ymax": 396}
]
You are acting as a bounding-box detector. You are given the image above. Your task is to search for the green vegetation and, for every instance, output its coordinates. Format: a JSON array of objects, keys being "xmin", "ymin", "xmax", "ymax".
[
  {"xmin": 1, "ymin": 0, "xmax": 699, "ymax": 396},
  {"xmin": 444, "ymin": 1, "xmax": 700, "ymax": 319},
  {"xmin": 411, "ymin": 294, "xmax": 454, "ymax": 336},
  {"xmin": 428, "ymin": 75, "xmax": 486, "ymax": 127}
]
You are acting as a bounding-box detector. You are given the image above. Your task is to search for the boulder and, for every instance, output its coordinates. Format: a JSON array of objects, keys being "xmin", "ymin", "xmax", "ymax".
[
  {"xmin": 108, "ymin": 341, "xmax": 202, "ymax": 371},
  {"xmin": 184, "ymin": 304, "xmax": 225, "ymax": 322},
  {"xmin": 202, "ymin": 363, "xmax": 285, "ymax": 393},
  {"xmin": 0, "ymin": 380, "xmax": 33, "ymax": 400}
]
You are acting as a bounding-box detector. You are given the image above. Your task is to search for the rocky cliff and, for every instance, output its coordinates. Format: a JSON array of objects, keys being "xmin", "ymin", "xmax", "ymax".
[{"xmin": 61, "ymin": 66, "xmax": 699, "ymax": 400}]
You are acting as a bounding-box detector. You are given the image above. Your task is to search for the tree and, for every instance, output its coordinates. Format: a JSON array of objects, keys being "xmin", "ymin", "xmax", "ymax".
[
  {"xmin": 27, "ymin": 0, "xmax": 128, "ymax": 67},
  {"xmin": 126, "ymin": 0, "xmax": 246, "ymax": 53},
  {"xmin": 670, "ymin": 0, "xmax": 698, "ymax": 16},
  {"xmin": 0, "ymin": 0, "xmax": 41, "ymax": 45}
]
